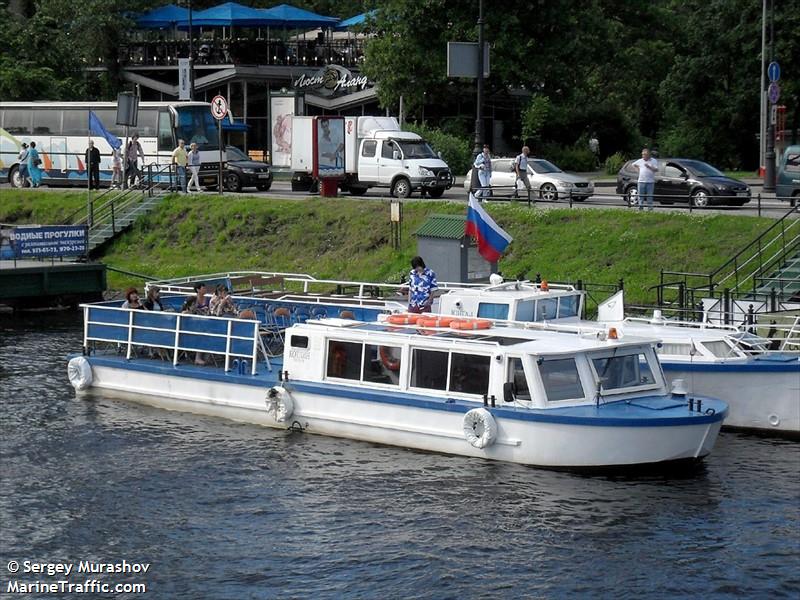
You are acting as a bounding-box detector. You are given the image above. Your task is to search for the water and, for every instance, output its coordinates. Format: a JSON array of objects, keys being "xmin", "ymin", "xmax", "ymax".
[{"xmin": 1, "ymin": 313, "xmax": 799, "ymax": 599}]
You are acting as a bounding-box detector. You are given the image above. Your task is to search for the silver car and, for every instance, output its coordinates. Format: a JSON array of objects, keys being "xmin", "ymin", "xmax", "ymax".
[{"xmin": 464, "ymin": 157, "xmax": 594, "ymax": 200}]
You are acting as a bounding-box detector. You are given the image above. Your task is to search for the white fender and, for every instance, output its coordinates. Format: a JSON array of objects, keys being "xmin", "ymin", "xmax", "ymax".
[
  {"xmin": 266, "ymin": 386, "xmax": 294, "ymax": 423},
  {"xmin": 67, "ymin": 356, "xmax": 93, "ymax": 391},
  {"xmin": 462, "ymin": 408, "xmax": 498, "ymax": 449}
]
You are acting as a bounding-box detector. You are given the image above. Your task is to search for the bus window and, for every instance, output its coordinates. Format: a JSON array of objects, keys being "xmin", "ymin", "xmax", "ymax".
[
  {"xmin": 2, "ymin": 109, "xmax": 31, "ymax": 135},
  {"xmin": 32, "ymin": 110, "xmax": 61, "ymax": 135},
  {"xmin": 174, "ymin": 106, "xmax": 218, "ymax": 150},
  {"xmin": 157, "ymin": 110, "xmax": 174, "ymax": 151},
  {"xmin": 135, "ymin": 109, "xmax": 159, "ymax": 138},
  {"xmin": 95, "ymin": 110, "xmax": 124, "ymax": 136},
  {"xmin": 62, "ymin": 110, "xmax": 87, "ymax": 136}
]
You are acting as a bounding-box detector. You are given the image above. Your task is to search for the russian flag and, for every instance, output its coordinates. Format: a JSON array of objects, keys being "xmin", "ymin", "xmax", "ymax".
[{"xmin": 464, "ymin": 193, "xmax": 513, "ymax": 262}]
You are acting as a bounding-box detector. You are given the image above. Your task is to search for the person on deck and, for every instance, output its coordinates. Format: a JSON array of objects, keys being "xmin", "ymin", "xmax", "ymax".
[{"xmin": 407, "ymin": 256, "xmax": 438, "ymax": 313}]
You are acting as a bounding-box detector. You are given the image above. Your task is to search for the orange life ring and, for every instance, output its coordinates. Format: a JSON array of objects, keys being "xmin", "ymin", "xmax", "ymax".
[
  {"xmin": 449, "ymin": 318, "xmax": 493, "ymax": 330},
  {"xmin": 379, "ymin": 346, "xmax": 401, "ymax": 371},
  {"xmin": 386, "ymin": 313, "xmax": 423, "ymax": 325},
  {"xmin": 416, "ymin": 316, "xmax": 458, "ymax": 328}
]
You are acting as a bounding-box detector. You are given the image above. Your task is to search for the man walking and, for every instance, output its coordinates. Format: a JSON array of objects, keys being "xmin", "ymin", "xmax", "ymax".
[
  {"xmin": 633, "ymin": 147, "xmax": 658, "ymax": 211},
  {"xmin": 473, "ymin": 144, "xmax": 492, "ymax": 199},
  {"xmin": 125, "ymin": 134, "xmax": 145, "ymax": 188},
  {"xmin": 172, "ymin": 139, "xmax": 188, "ymax": 193},
  {"xmin": 85, "ymin": 140, "xmax": 101, "ymax": 190},
  {"xmin": 514, "ymin": 145, "xmax": 531, "ymax": 199}
]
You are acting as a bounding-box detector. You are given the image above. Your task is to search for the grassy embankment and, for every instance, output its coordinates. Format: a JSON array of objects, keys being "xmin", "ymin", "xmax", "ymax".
[{"xmin": 1, "ymin": 190, "xmax": 772, "ymax": 304}]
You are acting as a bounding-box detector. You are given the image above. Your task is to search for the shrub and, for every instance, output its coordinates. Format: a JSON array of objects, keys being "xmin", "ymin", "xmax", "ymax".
[
  {"xmin": 604, "ymin": 152, "xmax": 627, "ymax": 175},
  {"xmin": 405, "ymin": 122, "xmax": 472, "ymax": 175},
  {"xmin": 539, "ymin": 143, "xmax": 597, "ymax": 172}
]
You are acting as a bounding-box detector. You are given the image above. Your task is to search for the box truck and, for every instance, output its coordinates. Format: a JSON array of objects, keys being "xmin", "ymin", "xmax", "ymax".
[{"xmin": 291, "ymin": 116, "xmax": 454, "ymax": 198}]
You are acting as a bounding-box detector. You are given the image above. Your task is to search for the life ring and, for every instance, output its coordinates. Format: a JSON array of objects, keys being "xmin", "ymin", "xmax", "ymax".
[
  {"xmin": 450, "ymin": 318, "xmax": 493, "ymax": 331},
  {"xmin": 379, "ymin": 346, "xmax": 401, "ymax": 371},
  {"xmin": 67, "ymin": 356, "xmax": 93, "ymax": 391},
  {"xmin": 416, "ymin": 316, "xmax": 458, "ymax": 328},
  {"xmin": 386, "ymin": 313, "xmax": 423, "ymax": 326},
  {"xmin": 266, "ymin": 386, "xmax": 294, "ymax": 423},
  {"xmin": 462, "ymin": 408, "xmax": 497, "ymax": 449}
]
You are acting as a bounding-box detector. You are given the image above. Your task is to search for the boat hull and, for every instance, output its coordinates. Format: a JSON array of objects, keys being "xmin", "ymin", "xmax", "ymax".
[{"xmin": 82, "ymin": 360, "xmax": 723, "ymax": 470}]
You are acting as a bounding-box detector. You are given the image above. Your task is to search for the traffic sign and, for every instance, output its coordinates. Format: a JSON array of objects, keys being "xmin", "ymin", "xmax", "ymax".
[
  {"xmin": 767, "ymin": 61, "xmax": 780, "ymax": 82},
  {"xmin": 210, "ymin": 95, "xmax": 228, "ymax": 120},
  {"xmin": 768, "ymin": 81, "xmax": 780, "ymax": 104}
]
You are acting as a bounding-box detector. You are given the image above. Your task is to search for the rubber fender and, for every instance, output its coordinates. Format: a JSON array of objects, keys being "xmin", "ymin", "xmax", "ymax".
[
  {"xmin": 266, "ymin": 386, "xmax": 295, "ymax": 423},
  {"xmin": 462, "ymin": 408, "xmax": 498, "ymax": 449},
  {"xmin": 67, "ymin": 356, "xmax": 93, "ymax": 391}
]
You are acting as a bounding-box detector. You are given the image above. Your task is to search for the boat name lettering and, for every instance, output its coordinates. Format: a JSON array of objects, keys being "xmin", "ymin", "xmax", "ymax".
[
  {"xmin": 451, "ymin": 308, "xmax": 473, "ymax": 317},
  {"xmin": 288, "ymin": 348, "xmax": 310, "ymax": 361}
]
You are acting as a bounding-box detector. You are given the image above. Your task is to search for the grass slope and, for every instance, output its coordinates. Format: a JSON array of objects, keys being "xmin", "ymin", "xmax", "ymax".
[{"xmin": 2, "ymin": 192, "xmax": 772, "ymax": 304}]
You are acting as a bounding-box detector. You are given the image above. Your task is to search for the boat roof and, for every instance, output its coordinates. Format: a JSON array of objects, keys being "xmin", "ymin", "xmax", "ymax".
[{"xmin": 442, "ymin": 281, "xmax": 580, "ymax": 300}]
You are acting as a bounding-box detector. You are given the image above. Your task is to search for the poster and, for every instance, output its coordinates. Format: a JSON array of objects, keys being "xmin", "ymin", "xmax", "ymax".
[
  {"xmin": 315, "ymin": 117, "xmax": 344, "ymax": 178},
  {"xmin": 270, "ymin": 96, "xmax": 294, "ymax": 168}
]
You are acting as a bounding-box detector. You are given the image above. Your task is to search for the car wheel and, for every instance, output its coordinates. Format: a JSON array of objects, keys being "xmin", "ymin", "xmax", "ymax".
[
  {"xmin": 256, "ymin": 181, "xmax": 272, "ymax": 192},
  {"xmin": 349, "ymin": 186, "xmax": 368, "ymax": 196},
  {"xmin": 691, "ymin": 189, "xmax": 710, "ymax": 208},
  {"xmin": 624, "ymin": 185, "xmax": 638, "ymax": 207},
  {"xmin": 391, "ymin": 177, "xmax": 411, "ymax": 199},
  {"xmin": 539, "ymin": 183, "xmax": 558, "ymax": 201},
  {"xmin": 224, "ymin": 173, "xmax": 242, "ymax": 192},
  {"xmin": 427, "ymin": 187, "xmax": 445, "ymax": 199},
  {"xmin": 791, "ymin": 193, "xmax": 798, "ymax": 207},
  {"xmin": 10, "ymin": 166, "xmax": 26, "ymax": 188}
]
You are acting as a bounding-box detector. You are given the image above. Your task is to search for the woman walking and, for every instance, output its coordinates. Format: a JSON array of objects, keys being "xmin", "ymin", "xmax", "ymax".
[{"xmin": 27, "ymin": 141, "xmax": 43, "ymax": 187}]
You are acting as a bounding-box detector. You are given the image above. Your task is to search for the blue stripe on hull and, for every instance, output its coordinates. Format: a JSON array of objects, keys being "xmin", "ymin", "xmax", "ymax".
[{"xmin": 661, "ymin": 360, "xmax": 800, "ymax": 373}]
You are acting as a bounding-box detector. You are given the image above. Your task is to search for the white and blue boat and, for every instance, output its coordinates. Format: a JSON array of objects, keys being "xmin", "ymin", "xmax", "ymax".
[{"xmin": 68, "ymin": 299, "xmax": 727, "ymax": 470}]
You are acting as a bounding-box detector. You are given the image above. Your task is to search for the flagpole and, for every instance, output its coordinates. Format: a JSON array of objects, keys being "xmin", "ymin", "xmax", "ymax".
[{"xmin": 87, "ymin": 111, "xmax": 91, "ymax": 227}]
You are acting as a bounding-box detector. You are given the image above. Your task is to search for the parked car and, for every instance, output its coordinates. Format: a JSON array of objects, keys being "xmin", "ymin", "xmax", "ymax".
[
  {"xmin": 463, "ymin": 157, "xmax": 594, "ymax": 200},
  {"xmin": 776, "ymin": 145, "xmax": 800, "ymax": 206},
  {"xmin": 616, "ymin": 158, "xmax": 750, "ymax": 207},
  {"xmin": 224, "ymin": 145, "xmax": 272, "ymax": 192}
]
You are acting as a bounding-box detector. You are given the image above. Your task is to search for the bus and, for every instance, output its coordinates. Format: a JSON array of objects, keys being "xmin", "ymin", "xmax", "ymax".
[{"xmin": 0, "ymin": 101, "xmax": 223, "ymax": 188}]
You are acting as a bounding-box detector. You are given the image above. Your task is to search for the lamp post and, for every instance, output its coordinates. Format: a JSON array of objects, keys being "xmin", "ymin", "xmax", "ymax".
[
  {"xmin": 472, "ymin": 0, "xmax": 484, "ymax": 155},
  {"xmin": 186, "ymin": 0, "xmax": 194, "ymax": 101},
  {"xmin": 763, "ymin": 0, "xmax": 775, "ymax": 192}
]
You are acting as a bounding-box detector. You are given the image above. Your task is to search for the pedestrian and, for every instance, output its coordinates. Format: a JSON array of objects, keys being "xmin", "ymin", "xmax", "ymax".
[
  {"xmin": 27, "ymin": 141, "xmax": 42, "ymax": 188},
  {"xmin": 85, "ymin": 140, "xmax": 101, "ymax": 190},
  {"xmin": 125, "ymin": 134, "xmax": 145, "ymax": 188},
  {"xmin": 172, "ymin": 139, "xmax": 188, "ymax": 193},
  {"xmin": 187, "ymin": 142, "xmax": 202, "ymax": 193},
  {"xmin": 474, "ymin": 143, "xmax": 492, "ymax": 199},
  {"xmin": 407, "ymin": 256, "xmax": 438, "ymax": 314},
  {"xmin": 633, "ymin": 147, "xmax": 658, "ymax": 211},
  {"xmin": 514, "ymin": 145, "xmax": 531, "ymax": 199},
  {"xmin": 589, "ymin": 133, "xmax": 600, "ymax": 167},
  {"xmin": 111, "ymin": 145, "xmax": 123, "ymax": 189},
  {"xmin": 17, "ymin": 143, "xmax": 29, "ymax": 188}
]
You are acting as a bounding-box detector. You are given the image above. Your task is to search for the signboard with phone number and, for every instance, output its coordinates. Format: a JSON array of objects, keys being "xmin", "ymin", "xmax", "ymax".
[{"xmin": 10, "ymin": 225, "xmax": 88, "ymax": 258}]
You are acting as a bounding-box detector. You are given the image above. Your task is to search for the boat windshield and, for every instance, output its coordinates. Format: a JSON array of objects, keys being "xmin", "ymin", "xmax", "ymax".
[
  {"xmin": 397, "ymin": 140, "xmax": 437, "ymax": 159},
  {"xmin": 175, "ymin": 106, "xmax": 219, "ymax": 150},
  {"xmin": 728, "ymin": 332, "xmax": 770, "ymax": 354},
  {"xmin": 700, "ymin": 339, "xmax": 741, "ymax": 359},
  {"xmin": 591, "ymin": 351, "xmax": 657, "ymax": 393}
]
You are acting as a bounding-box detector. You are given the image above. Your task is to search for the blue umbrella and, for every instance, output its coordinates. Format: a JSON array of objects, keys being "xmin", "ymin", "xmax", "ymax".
[
  {"xmin": 179, "ymin": 2, "xmax": 278, "ymax": 28},
  {"xmin": 334, "ymin": 10, "xmax": 377, "ymax": 31},
  {"xmin": 257, "ymin": 4, "xmax": 339, "ymax": 29},
  {"xmin": 136, "ymin": 4, "xmax": 189, "ymax": 29}
]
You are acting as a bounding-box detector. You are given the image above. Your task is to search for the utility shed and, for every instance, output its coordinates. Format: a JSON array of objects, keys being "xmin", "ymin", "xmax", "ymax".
[{"xmin": 413, "ymin": 214, "xmax": 496, "ymax": 283}]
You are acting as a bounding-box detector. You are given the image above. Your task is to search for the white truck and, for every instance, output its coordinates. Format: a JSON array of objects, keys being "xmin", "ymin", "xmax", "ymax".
[{"xmin": 291, "ymin": 116, "xmax": 454, "ymax": 198}]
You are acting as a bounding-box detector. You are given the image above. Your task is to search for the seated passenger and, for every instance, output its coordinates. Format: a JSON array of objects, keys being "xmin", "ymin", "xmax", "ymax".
[
  {"xmin": 182, "ymin": 281, "xmax": 209, "ymax": 315},
  {"xmin": 209, "ymin": 284, "xmax": 237, "ymax": 317},
  {"xmin": 121, "ymin": 287, "xmax": 144, "ymax": 310},
  {"xmin": 143, "ymin": 286, "xmax": 165, "ymax": 311}
]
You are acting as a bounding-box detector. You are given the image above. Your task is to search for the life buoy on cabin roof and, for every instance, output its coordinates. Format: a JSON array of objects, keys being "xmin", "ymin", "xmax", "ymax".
[
  {"xmin": 416, "ymin": 316, "xmax": 458, "ymax": 328},
  {"xmin": 463, "ymin": 408, "xmax": 498, "ymax": 449},
  {"xmin": 386, "ymin": 313, "xmax": 423, "ymax": 325},
  {"xmin": 450, "ymin": 318, "xmax": 493, "ymax": 331},
  {"xmin": 67, "ymin": 356, "xmax": 93, "ymax": 390}
]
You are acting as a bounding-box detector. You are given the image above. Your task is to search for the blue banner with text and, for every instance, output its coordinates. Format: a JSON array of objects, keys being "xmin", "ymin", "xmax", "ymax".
[{"xmin": 11, "ymin": 225, "xmax": 89, "ymax": 258}]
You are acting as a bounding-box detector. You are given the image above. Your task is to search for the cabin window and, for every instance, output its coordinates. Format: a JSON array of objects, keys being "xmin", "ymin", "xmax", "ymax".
[
  {"xmin": 290, "ymin": 336, "xmax": 309, "ymax": 348},
  {"xmin": 535, "ymin": 297, "xmax": 558, "ymax": 321},
  {"xmin": 326, "ymin": 340, "xmax": 362, "ymax": 380},
  {"xmin": 658, "ymin": 343, "xmax": 694, "ymax": 356},
  {"xmin": 539, "ymin": 357, "xmax": 585, "ymax": 401},
  {"xmin": 592, "ymin": 353, "xmax": 655, "ymax": 390},
  {"xmin": 362, "ymin": 140, "xmax": 376, "ymax": 158},
  {"xmin": 363, "ymin": 344, "xmax": 401, "ymax": 386},
  {"xmin": 477, "ymin": 303, "xmax": 509, "ymax": 320},
  {"xmin": 516, "ymin": 300, "xmax": 535, "ymax": 322},
  {"xmin": 702, "ymin": 340, "xmax": 736, "ymax": 359},
  {"xmin": 449, "ymin": 353, "xmax": 490, "ymax": 395},
  {"xmin": 508, "ymin": 358, "xmax": 531, "ymax": 400},
  {"xmin": 410, "ymin": 349, "xmax": 448, "ymax": 391},
  {"xmin": 558, "ymin": 295, "xmax": 579, "ymax": 318},
  {"xmin": 32, "ymin": 110, "xmax": 61, "ymax": 135}
]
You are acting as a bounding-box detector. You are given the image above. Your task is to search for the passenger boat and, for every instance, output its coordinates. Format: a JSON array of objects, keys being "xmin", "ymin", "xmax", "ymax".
[
  {"xmin": 146, "ymin": 271, "xmax": 799, "ymax": 436},
  {"xmin": 68, "ymin": 300, "xmax": 727, "ymax": 470}
]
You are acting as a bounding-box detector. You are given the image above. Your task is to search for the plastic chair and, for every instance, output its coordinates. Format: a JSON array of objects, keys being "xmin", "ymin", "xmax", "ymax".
[{"xmin": 339, "ymin": 310, "xmax": 355, "ymax": 319}]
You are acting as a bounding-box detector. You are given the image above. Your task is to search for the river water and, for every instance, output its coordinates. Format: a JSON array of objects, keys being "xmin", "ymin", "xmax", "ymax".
[{"xmin": 1, "ymin": 312, "xmax": 798, "ymax": 599}]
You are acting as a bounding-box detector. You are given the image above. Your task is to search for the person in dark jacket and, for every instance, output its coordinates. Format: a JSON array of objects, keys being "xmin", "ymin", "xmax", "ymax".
[{"xmin": 85, "ymin": 140, "xmax": 101, "ymax": 189}]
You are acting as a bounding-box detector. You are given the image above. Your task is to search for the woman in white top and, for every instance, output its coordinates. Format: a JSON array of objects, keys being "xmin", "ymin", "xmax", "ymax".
[{"xmin": 187, "ymin": 142, "xmax": 202, "ymax": 193}]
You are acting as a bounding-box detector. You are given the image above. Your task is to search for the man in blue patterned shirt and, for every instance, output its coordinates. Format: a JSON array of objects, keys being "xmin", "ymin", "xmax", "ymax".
[{"xmin": 408, "ymin": 256, "xmax": 438, "ymax": 313}]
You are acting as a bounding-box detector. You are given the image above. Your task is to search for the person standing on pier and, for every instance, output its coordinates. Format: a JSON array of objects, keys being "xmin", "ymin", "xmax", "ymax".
[{"xmin": 85, "ymin": 140, "xmax": 101, "ymax": 190}]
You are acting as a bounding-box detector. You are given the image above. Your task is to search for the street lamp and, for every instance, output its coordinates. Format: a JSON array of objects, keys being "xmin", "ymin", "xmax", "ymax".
[
  {"xmin": 472, "ymin": 0, "xmax": 484, "ymax": 155},
  {"xmin": 763, "ymin": 0, "xmax": 775, "ymax": 192}
]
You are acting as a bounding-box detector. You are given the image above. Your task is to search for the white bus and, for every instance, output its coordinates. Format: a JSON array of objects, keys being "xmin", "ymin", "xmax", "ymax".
[{"xmin": 0, "ymin": 101, "xmax": 223, "ymax": 188}]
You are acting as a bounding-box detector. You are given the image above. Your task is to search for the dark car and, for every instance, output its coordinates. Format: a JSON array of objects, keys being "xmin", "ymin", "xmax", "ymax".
[
  {"xmin": 616, "ymin": 158, "xmax": 751, "ymax": 208},
  {"xmin": 224, "ymin": 145, "xmax": 272, "ymax": 192}
]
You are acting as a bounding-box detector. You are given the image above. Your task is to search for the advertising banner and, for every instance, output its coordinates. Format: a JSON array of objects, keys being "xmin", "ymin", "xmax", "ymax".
[
  {"xmin": 314, "ymin": 116, "xmax": 344, "ymax": 178},
  {"xmin": 9, "ymin": 225, "xmax": 88, "ymax": 258},
  {"xmin": 270, "ymin": 96, "xmax": 295, "ymax": 168}
]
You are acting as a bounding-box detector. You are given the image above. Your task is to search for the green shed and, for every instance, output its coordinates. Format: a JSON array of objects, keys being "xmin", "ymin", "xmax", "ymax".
[{"xmin": 413, "ymin": 214, "xmax": 497, "ymax": 283}]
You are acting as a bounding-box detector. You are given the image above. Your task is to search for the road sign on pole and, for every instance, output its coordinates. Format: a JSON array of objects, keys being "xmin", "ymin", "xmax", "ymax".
[
  {"xmin": 210, "ymin": 95, "xmax": 228, "ymax": 120},
  {"xmin": 768, "ymin": 82, "xmax": 780, "ymax": 104},
  {"xmin": 767, "ymin": 61, "xmax": 780, "ymax": 82}
]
